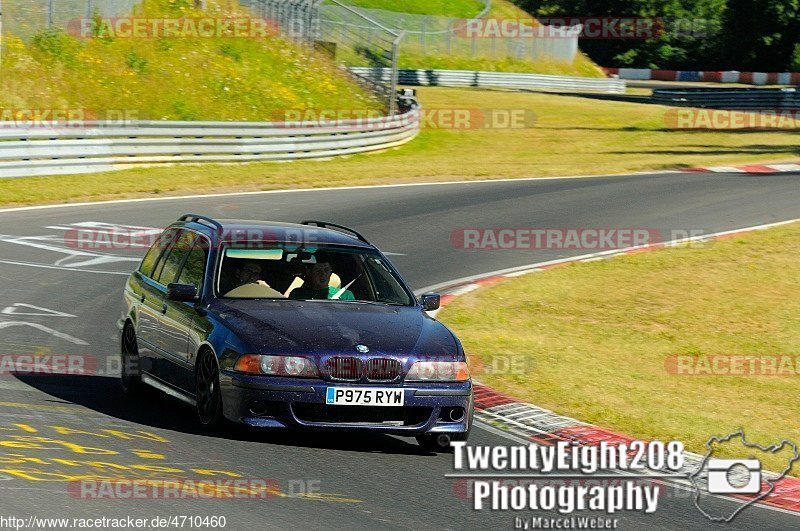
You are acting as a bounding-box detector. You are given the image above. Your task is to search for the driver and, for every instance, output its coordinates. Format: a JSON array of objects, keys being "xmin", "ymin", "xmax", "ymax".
[{"xmin": 289, "ymin": 252, "xmax": 355, "ymax": 301}]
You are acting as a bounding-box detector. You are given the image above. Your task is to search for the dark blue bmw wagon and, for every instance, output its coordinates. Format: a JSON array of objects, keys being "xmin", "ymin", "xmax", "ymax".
[{"xmin": 119, "ymin": 214, "xmax": 472, "ymax": 450}]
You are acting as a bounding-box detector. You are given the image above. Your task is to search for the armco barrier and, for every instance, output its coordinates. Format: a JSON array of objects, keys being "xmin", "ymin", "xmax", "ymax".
[
  {"xmin": 0, "ymin": 110, "xmax": 420, "ymax": 179},
  {"xmin": 351, "ymin": 67, "xmax": 626, "ymax": 94},
  {"xmin": 605, "ymin": 67, "xmax": 800, "ymax": 85},
  {"xmin": 652, "ymin": 88, "xmax": 800, "ymax": 110}
]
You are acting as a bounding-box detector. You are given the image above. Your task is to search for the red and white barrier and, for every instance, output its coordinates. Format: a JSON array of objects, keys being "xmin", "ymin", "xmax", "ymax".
[{"xmin": 604, "ymin": 67, "xmax": 800, "ymax": 85}]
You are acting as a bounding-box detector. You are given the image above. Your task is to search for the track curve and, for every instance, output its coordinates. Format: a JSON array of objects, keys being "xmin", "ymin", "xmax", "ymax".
[{"xmin": 0, "ymin": 171, "xmax": 799, "ymax": 529}]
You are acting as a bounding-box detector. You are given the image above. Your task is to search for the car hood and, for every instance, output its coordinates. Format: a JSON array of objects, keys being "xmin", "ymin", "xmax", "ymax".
[{"xmin": 210, "ymin": 299, "xmax": 460, "ymax": 359}]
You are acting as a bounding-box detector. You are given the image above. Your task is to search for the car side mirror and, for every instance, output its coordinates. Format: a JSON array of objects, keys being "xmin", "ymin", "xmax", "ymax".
[
  {"xmin": 420, "ymin": 293, "xmax": 441, "ymax": 311},
  {"xmin": 167, "ymin": 283, "xmax": 198, "ymax": 302}
]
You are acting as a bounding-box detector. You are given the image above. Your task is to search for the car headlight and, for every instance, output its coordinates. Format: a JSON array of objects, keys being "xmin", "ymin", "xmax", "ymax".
[
  {"xmin": 406, "ymin": 361, "xmax": 470, "ymax": 382},
  {"xmin": 234, "ymin": 354, "xmax": 319, "ymax": 378}
]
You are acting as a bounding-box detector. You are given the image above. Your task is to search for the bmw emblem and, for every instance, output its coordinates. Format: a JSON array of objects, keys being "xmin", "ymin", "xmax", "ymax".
[{"xmin": 356, "ymin": 344, "xmax": 370, "ymax": 354}]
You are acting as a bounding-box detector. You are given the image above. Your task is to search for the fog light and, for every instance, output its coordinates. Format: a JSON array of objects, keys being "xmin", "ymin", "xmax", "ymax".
[{"xmin": 439, "ymin": 407, "xmax": 465, "ymax": 423}]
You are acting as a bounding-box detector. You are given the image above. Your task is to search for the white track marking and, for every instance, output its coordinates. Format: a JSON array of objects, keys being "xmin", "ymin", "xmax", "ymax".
[
  {"xmin": 0, "ymin": 322, "xmax": 88, "ymax": 345},
  {"xmin": 0, "ymin": 235, "xmax": 139, "ymax": 268},
  {"xmin": 0, "ymin": 259, "xmax": 130, "ymax": 276},
  {"xmin": 0, "ymin": 171, "xmax": 676, "ymax": 214},
  {"xmin": 1, "ymin": 304, "xmax": 75, "ymax": 318},
  {"xmin": 415, "ymin": 217, "xmax": 800, "ymax": 295}
]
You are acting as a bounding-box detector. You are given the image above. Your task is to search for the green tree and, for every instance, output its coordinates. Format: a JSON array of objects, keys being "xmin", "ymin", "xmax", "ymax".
[
  {"xmin": 514, "ymin": 0, "xmax": 800, "ymax": 71},
  {"xmin": 717, "ymin": 0, "xmax": 800, "ymax": 70}
]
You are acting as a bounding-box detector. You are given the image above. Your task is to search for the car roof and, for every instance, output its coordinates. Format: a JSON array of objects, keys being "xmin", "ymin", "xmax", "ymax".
[{"xmin": 177, "ymin": 218, "xmax": 374, "ymax": 249}]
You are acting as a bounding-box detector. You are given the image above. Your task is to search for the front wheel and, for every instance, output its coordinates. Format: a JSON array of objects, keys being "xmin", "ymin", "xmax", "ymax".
[
  {"xmin": 120, "ymin": 324, "xmax": 142, "ymax": 395},
  {"xmin": 195, "ymin": 351, "xmax": 224, "ymax": 430}
]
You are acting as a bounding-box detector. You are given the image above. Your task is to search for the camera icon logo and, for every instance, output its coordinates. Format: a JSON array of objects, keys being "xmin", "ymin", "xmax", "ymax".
[
  {"xmin": 706, "ymin": 459, "xmax": 761, "ymax": 494},
  {"xmin": 691, "ymin": 430, "xmax": 799, "ymax": 522}
]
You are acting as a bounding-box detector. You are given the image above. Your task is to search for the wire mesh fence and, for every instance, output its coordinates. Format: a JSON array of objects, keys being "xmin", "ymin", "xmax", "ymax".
[
  {"xmin": 2, "ymin": 0, "xmax": 139, "ymax": 40},
  {"xmin": 241, "ymin": 0, "xmax": 321, "ymax": 42},
  {"xmin": 322, "ymin": 5, "xmax": 581, "ymax": 63},
  {"xmin": 246, "ymin": 0, "xmax": 404, "ymax": 114},
  {"xmin": 1, "ymin": 1, "xmax": 580, "ymax": 114},
  {"xmin": 318, "ymin": 0, "xmax": 403, "ymax": 114}
]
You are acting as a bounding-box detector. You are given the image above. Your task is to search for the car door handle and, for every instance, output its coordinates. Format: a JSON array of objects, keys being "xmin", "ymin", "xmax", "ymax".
[{"xmin": 161, "ymin": 304, "xmax": 168, "ymax": 315}]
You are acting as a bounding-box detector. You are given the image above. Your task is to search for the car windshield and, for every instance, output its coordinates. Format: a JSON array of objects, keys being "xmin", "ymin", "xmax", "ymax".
[{"xmin": 217, "ymin": 244, "xmax": 414, "ymax": 306}]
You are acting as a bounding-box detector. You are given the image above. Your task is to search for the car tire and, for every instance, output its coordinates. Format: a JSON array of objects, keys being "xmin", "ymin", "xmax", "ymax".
[
  {"xmin": 195, "ymin": 350, "xmax": 224, "ymax": 430},
  {"xmin": 120, "ymin": 324, "xmax": 143, "ymax": 395}
]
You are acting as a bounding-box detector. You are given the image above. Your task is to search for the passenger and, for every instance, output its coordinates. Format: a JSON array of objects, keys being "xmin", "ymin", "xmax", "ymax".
[
  {"xmin": 223, "ymin": 260, "xmax": 275, "ymax": 297},
  {"xmin": 235, "ymin": 260, "xmax": 271, "ymax": 288},
  {"xmin": 289, "ymin": 253, "xmax": 355, "ymax": 300}
]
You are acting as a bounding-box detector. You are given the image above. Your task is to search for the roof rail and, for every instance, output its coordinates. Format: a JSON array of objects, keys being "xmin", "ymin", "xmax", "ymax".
[
  {"xmin": 179, "ymin": 214, "xmax": 223, "ymax": 234},
  {"xmin": 301, "ymin": 220, "xmax": 370, "ymax": 244}
]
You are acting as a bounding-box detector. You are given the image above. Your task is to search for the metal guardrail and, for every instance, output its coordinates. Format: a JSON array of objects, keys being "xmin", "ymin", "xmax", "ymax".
[
  {"xmin": 0, "ymin": 110, "xmax": 421, "ymax": 179},
  {"xmin": 351, "ymin": 67, "xmax": 626, "ymax": 94},
  {"xmin": 652, "ymin": 88, "xmax": 800, "ymax": 110}
]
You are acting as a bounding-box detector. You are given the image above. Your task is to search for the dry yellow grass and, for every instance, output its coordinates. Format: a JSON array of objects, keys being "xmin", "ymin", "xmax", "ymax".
[
  {"xmin": 439, "ymin": 223, "xmax": 800, "ymax": 472},
  {"xmin": 2, "ymin": 86, "xmax": 800, "ymax": 207}
]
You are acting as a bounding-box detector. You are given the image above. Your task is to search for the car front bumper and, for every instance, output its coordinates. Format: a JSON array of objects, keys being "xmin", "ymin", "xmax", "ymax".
[{"xmin": 219, "ymin": 370, "xmax": 473, "ymax": 436}]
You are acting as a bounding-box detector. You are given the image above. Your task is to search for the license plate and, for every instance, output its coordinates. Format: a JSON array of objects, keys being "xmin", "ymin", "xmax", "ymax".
[{"xmin": 325, "ymin": 387, "xmax": 405, "ymax": 406}]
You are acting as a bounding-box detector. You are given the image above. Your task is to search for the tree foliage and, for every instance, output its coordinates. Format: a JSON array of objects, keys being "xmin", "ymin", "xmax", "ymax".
[{"xmin": 515, "ymin": 0, "xmax": 800, "ymax": 70}]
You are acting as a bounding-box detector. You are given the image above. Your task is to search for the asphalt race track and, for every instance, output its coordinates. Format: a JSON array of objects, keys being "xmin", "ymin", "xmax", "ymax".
[{"xmin": 0, "ymin": 171, "xmax": 799, "ymax": 529}]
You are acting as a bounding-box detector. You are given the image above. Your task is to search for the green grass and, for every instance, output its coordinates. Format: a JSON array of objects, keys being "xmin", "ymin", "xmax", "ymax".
[
  {"xmin": 397, "ymin": 50, "xmax": 605, "ymax": 77},
  {"xmin": 2, "ymin": 86, "xmax": 800, "ymax": 207},
  {"xmin": 346, "ymin": 0, "xmax": 533, "ymax": 19},
  {"xmin": 438, "ymin": 223, "xmax": 800, "ymax": 473},
  {"xmin": 346, "ymin": 0, "xmax": 487, "ymax": 18},
  {"xmin": 0, "ymin": 0, "xmax": 380, "ymax": 120},
  {"xmin": 345, "ymin": 0, "xmax": 601, "ymax": 75}
]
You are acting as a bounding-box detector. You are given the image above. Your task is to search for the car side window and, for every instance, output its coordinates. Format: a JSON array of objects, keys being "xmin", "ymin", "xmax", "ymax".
[
  {"xmin": 156, "ymin": 230, "xmax": 197, "ymax": 285},
  {"xmin": 176, "ymin": 237, "xmax": 208, "ymax": 291},
  {"xmin": 140, "ymin": 228, "xmax": 178, "ymax": 279},
  {"xmin": 138, "ymin": 237, "xmax": 163, "ymax": 278}
]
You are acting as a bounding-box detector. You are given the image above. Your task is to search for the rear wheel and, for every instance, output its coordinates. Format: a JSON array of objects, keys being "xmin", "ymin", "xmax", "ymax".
[
  {"xmin": 195, "ymin": 351, "xmax": 224, "ymax": 430},
  {"xmin": 120, "ymin": 324, "xmax": 142, "ymax": 395}
]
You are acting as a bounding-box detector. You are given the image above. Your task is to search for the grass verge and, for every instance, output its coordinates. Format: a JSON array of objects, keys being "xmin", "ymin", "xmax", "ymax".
[
  {"xmin": 345, "ymin": 0, "xmax": 603, "ymax": 76},
  {"xmin": 0, "ymin": 0, "xmax": 380, "ymax": 120},
  {"xmin": 347, "ymin": 0, "xmax": 487, "ymax": 18},
  {"xmin": 347, "ymin": 0, "xmax": 539, "ymax": 19},
  {"xmin": 2, "ymin": 86, "xmax": 800, "ymax": 207},
  {"xmin": 397, "ymin": 51, "xmax": 605, "ymax": 77},
  {"xmin": 438, "ymin": 223, "xmax": 800, "ymax": 473}
]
